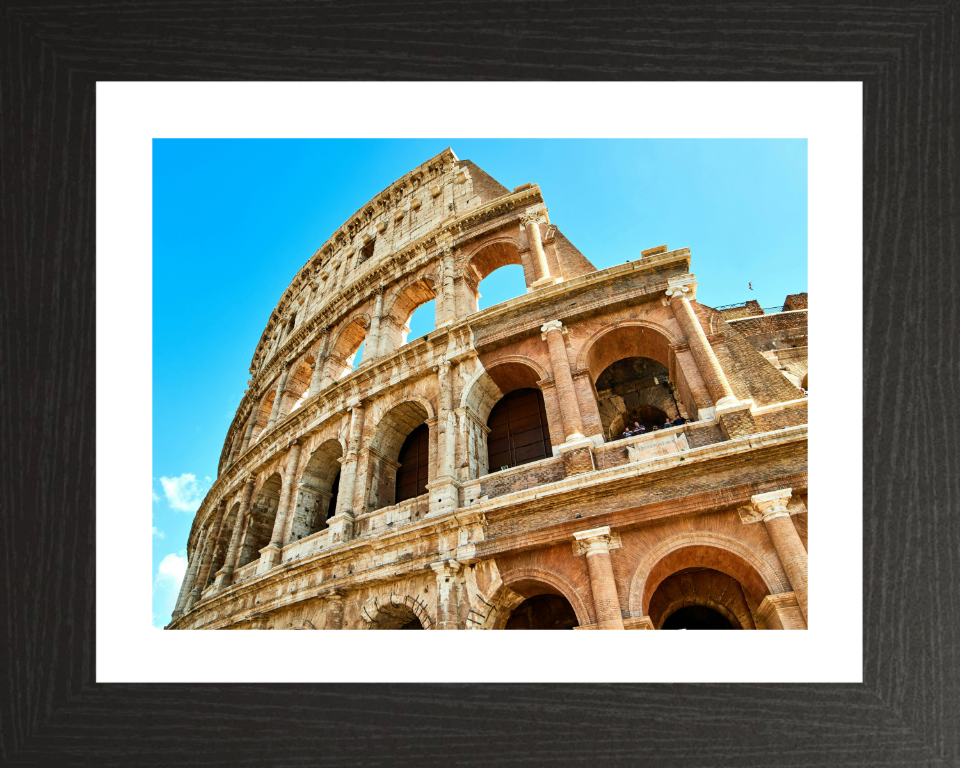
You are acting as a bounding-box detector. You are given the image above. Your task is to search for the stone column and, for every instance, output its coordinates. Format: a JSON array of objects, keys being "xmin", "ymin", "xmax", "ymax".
[
  {"xmin": 259, "ymin": 439, "xmax": 303, "ymax": 572},
  {"xmin": 172, "ymin": 527, "xmax": 206, "ymax": 618},
  {"xmin": 265, "ymin": 361, "xmax": 292, "ymax": 432},
  {"xmin": 574, "ymin": 526, "xmax": 624, "ymax": 630},
  {"xmin": 436, "ymin": 245, "xmax": 457, "ymax": 327},
  {"xmin": 751, "ymin": 489, "xmax": 808, "ymax": 623},
  {"xmin": 324, "ymin": 590, "xmax": 345, "ymax": 629},
  {"xmin": 328, "ymin": 401, "xmax": 365, "ymax": 543},
  {"xmin": 540, "ymin": 320, "xmax": 585, "ymax": 442},
  {"xmin": 426, "ymin": 362, "xmax": 460, "ymax": 516},
  {"xmin": 307, "ymin": 330, "xmax": 330, "ymax": 397},
  {"xmin": 214, "ymin": 475, "xmax": 256, "ymax": 590},
  {"xmin": 240, "ymin": 402, "xmax": 260, "ymax": 453},
  {"xmin": 431, "ymin": 560, "xmax": 463, "ymax": 630},
  {"xmin": 363, "ymin": 288, "xmax": 384, "ymax": 362},
  {"xmin": 662, "ymin": 284, "xmax": 739, "ymax": 411},
  {"xmin": 521, "ymin": 212, "xmax": 555, "ymax": 288}
]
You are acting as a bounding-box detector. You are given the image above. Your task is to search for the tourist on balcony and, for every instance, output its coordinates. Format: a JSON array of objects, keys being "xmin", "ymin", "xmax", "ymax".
[{"xmin": 672, "ymin": 416, "xmax": 686, "ymax": 426}]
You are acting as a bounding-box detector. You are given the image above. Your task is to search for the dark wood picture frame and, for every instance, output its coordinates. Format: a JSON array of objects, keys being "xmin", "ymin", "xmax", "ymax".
[{"xmin": 2, "ymin": 2, "xmax": 957, "ymax": 765}]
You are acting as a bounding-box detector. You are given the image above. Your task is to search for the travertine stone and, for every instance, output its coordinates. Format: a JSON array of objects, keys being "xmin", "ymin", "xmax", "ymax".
[{"xmin": 170, "ymin": 149, "xmax": 808, "ymax": 632}]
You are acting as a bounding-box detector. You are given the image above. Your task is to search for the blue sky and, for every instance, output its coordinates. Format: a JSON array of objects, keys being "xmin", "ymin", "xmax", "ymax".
[{"xmin": 152, "ymin": 139, "xmax": 807, "ymax": 627}]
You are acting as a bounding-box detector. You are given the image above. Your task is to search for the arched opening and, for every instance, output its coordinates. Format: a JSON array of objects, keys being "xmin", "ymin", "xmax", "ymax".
[
  {"xmin": 327, "ymin": 318, "xmax": 368, "ymax": 381},
  {"xmin": 366, "ymin": 401, "xmax": 431, "ymax": 512},
  {"xmin": 477, "ymin": 264, "xmax": 526, "ymax": 311},
  {"xmin": 380, "ymin": 278, "xmax": 437, "ymax": 354},
  {"xmin": 463, "ymin": 241, "xmax": 530, "ymax": 315},
  {"xmin": 801, "ymin": 373, "xmax": 808, "ymax": 391},
  {"xmin": 369, "ymin": 604, "xmax": 426, "ymax": 630},
  {"xmin": 634, "ymin": 541, "xmax": 783, "ymax": 630},
  {"xmin": 239, "ymin": 474, "xmax": 282, "ymax": 568},
  {"xmin": 487, "ymin": 388, "xmax": 551, "ymax": 472},
  {"xmin": 662, "ymin": 605, "xmax": 735, "ymax": 630},
  {"xmin": 595, "ymin": 356, "xmax": 681, "ymax": 440},
  {"xmin": 206, "ymin": 502, "xmax": 239, "ymax": 587},
  {"xmin": 406, "ymin": 299, "xmax": 435, "ymax": 342},
  {"xmin": 502, "ymin": 580, "xmax": 579, "ymax": 629},
  {"xmin": 580, "ymin": 324, "xmax": 702, "ymax": 440},
  {"xmin": 288, "ymin": 439, "xmax": 343, "ymax": 541},
  {"xmin": 283, "ymin": 358, "xmax": 314, "ymax": 416},
  {"xmin": 483, "ymin": 360, "xmax": 555, "ymax": 473},
  {"xmin": 396, "ymin": 423, "xmax": 429, "ymax": 504},
  {"xmin": 649, "ymin": 567, "xmax": 751, "ymax": 629},
  {"xmin": 250, "ymin": 389, "xmax": 277, "ymax": 444}
]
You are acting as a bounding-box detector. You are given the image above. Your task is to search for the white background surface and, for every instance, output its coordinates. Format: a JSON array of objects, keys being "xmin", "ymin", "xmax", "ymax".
[{"xmin": 98, "ymin": 82, "xmax": 861, "ymax": 682}]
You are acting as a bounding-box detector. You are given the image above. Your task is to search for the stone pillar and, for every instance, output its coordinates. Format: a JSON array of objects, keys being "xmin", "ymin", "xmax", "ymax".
[
  {"xmin": 240, "ymin": 402, "xmax": 260, "ymax": 453},
  {"xmin": 328, "ymin": 401, "xmax": 365, "ymax": 543},
  {"xmin": 540, "ymin": 321, "xmax": 585, "ymax": 442},
  {"xmin": 259, "ymin": 439, "xmax": 303, "ymax": 572},
  {"xmin": 431, "ymin": 560, "xmax": 463, "ymax": 630},
  {"xmin": 751, "ymin": 488, "xmax": 808, "ymax": 624},
  {"xmin": 214, "ymin": 475, "xmax": 256, "ymax": 590},
  {"xmin": 265, "ymin": 361, "xmax": 291, "ymax": 432},
  {"xmin": 574, "ymin": 526, "xmax": 624, "ymax": 630},
  {"xmin": 426, "ymin": 362, "xmax": 460, "ymax": 516},
  {"xmin": 436, "ymin": 245, "xmax": 457, "ymax": 327},
  {"xmin": 172, "ymin": 527, "xmax": 206, "ymax": 618},
  {"xmin": 324, "ymin": 590, "xmax": 345, "ymax": 629},
  {"xmin": 363, "ymin": 289, "xmax": 384, "ymax": 362},
  {"xmin": 521, "ymin": 212, "xmax": 556, "ymax": 289},
  {"xmin": 662, "ymin": 284, "xmax": 739, "ymax": 411},
  {"xmin": 194, "ymin": 501, "xmax": 230, "ymax": 593}
]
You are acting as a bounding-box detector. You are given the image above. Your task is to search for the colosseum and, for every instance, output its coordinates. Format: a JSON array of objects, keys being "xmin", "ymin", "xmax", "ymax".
[{"xmin": 167, "ymin": 148, "xmax": 808, "ymax": 631}]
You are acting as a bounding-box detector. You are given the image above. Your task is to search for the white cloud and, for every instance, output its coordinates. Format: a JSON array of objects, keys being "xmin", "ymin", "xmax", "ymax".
[
  {"xmin": 152, "ymin": 526, "xmax": 165, "ymax": 539},
  {"xmin": 152, "ymin": 489, "xmax": 160, "ymax": 503},
  {"xmin": 152, "ymin": 551, "xmax": 188, "ymax": 628},
  {"xmin": 159, "ymin": 473, "xmax": 206, "ymax": 512}
]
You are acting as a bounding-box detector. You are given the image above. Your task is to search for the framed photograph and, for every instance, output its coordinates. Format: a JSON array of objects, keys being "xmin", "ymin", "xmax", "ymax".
[{"xmin": 4, "ymin": 5, "xmax": 957, "ymax": 765}]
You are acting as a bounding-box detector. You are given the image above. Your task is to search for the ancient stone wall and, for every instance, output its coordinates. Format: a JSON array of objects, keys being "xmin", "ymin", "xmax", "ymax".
[{"xmin": 170, "ymin": 150, "xmax": 808, "ymax": 631}]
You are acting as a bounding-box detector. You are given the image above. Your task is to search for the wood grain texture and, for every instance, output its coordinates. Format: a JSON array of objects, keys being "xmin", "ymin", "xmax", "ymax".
[{"xmin": 1, "ymin": 1, "xmax": 957, "ymax": 765}]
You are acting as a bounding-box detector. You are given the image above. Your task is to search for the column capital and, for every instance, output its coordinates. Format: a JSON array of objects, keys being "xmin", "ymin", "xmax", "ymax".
[
  {"xmin": 540, "ymin": 319, "xmax": 566, "ymax": 338},
  {"xmin": 434, "ymin": 360, "xmax": 452, "ymax": 376},
  {"xmin": 750, "ymin": 488, "xmax": 793, "ymax": 521},
  {"xmin": 572, "ymin": 526, "xmax": 621, "ymax": 555},
  {"xmin": 430, "ymin": 559, "xmax": 463, "ymax": 577}
]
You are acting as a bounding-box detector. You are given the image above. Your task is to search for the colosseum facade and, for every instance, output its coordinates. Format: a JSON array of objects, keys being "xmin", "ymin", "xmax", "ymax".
[{"xmin": 167, "ymin": 147, "xmax": 808, "ymax": 631}]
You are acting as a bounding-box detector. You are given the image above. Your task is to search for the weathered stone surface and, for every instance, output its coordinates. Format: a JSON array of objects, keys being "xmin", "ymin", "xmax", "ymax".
[{"xmin": 168, "ymin": 149, "xmax": 808, "ymax": 631}]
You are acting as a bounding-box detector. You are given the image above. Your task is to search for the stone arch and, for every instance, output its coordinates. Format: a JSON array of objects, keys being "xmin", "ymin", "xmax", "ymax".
[
  {"xmin": 627, "ymin": 533, "xmax": 786, "ymax": 618},
  {"xmin": 238, "ymin": 473, "xmax": 283, "ymax": 569},
  {"xmin": 250, "ymin": 387, "xmax": 278, "ymax": 444},
  {"xmin": 366, "ymin": 399, "xmax": 433, "ymax": 512},
  {"xmin": 577, "ymin": 319, "xmax": 682, "ymax": 381},
  {"xmin": 380, "ymin": 276, "xmax": 438, "ymax": 352},
  {"xmin": 283, "ymin": 354, "xmax": 316, "ymax": 415},
  {"xmin": 288, "ymin": 438, "xmax": 344, "ymax": 542},
  {"xmin": 495, "ymin": 567, "xmax": 593, "ymax": 629},
  {"xmin": 206, "ymin": 501, "xmax": 241, "ymax": 586},
  {"xmin": 326, "ymin": 315, "xmax": 369, "ymax": 382},
  {"xmin": 461, "ymin": 357, "xmax": 556, "ymax": 478},
  {"xmin": 461, "ymin": 237, "xmax": 532, "ymax": 313},
  {"xmin": 651, "ymin": 571, "xmax": 753, "ymax": 630},
  {"xmin": 361, "ymin": 593, "xmax": 434, "ymax": 629},
  {"xmin": 576, "ymin": 320, "xmax": 710, "ymax": 433}
]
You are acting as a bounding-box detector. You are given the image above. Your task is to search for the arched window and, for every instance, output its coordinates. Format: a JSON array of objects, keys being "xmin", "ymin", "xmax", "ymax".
[
  {"xmin": 487, "ymin": 388, "xmax": 551, "ymax": 471},
  {"xmin": 395, "ymin": 423, "xmax": 429, "ymax": 504},
  {"xmin": 594, "ymin": 356, "xmax": 681, "ymax": 439}
]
